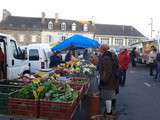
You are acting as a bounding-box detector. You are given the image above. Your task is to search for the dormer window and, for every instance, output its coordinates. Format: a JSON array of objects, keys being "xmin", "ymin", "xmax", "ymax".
[
  {"xmin": 61, "ymin": 22, "xmax": 66, "ymax": 31},
  {"xmin": 48, "ymin": 21, "xmax": 53, "ymax": 30},
  {"xmin": 83, "ymin": 24, "xmax": 88, "ymax": 32},
  {"xmin": 72, "ymin": 23, "xmax": 76, "ymax": 31}
]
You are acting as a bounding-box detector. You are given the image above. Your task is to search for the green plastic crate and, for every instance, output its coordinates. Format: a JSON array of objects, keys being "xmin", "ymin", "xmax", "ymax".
[{"xmin": 0, "ymin": 85, "xmax": 21, "ymax": 114}]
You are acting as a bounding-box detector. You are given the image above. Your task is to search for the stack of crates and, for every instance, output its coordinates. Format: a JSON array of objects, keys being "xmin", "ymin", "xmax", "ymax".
[{"xmin": 0, "ymin": 84, "xmax": 22, "ymax": 114}]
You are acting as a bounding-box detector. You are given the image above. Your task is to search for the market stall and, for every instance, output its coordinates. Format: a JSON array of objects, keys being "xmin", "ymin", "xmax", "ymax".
[
  {"xmin": 51, "ymin": 34, "xmax": 100, "ymax": 51},
  {"xmin": 0, "ymin": 34, "xmax": 100, "ymax": 120},
  {"xmin": 0, "ymin": 57, "xmax": 97, "ymax": 120}
]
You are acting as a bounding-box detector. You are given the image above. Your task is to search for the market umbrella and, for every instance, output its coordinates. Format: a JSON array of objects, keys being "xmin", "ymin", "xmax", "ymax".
[{"xmin": 51, "ymin": 35, "xmax": 100, "ymax": 51}]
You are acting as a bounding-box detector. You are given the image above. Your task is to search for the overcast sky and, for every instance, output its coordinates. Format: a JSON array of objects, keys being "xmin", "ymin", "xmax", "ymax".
[{"xmin": 0, "ymin": 0, "xmax": 160, "ymax": 38}]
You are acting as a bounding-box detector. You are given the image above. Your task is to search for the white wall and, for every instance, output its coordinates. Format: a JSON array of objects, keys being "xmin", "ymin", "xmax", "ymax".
[{"xmin": 41, "ymin": 31, "xmax": 94, "ymax": 44}]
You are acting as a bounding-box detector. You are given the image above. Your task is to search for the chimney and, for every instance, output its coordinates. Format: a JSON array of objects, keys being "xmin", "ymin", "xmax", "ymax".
[
  {"xmin": 41, "ymin": 12, "xmax": 45, "ymax": 23},
  {"xmin": 55, "ymin": 13, "xmax": 59, "ymax": 23},
  {"xmin": 2, "ymin": 9, "xmax": 11, "ymax": 21}
]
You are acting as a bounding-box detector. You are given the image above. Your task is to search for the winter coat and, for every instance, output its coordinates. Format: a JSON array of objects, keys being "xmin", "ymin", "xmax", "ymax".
[
  {"xmin": 49, "ymin": 55, "xmax": 64, "ymax": 68},
  {"xmin": 98, "ymin": 51, "xmax": 118, "ymax": 90},
  {"xmin": 118, "ymin": 51, "xmax": 130, "ymax": 70},
  {"xmin": 156, "ymin": 53, "xmax": 160, "ymax": 62}
]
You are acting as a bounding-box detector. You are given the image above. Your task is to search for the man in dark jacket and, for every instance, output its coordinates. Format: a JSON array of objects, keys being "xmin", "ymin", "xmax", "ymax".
[
  {"xmin": 98, "ymin": 44, "xmax": 119, "ymax": 114},
  {"xmin": 49, "ymin": 52, "xmax": 64, "ymax": 68}
]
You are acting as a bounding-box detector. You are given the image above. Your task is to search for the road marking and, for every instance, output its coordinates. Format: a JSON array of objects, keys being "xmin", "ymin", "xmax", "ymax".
[{"xmin": 144, "ymin": 82, "xmax": 151, "ymax": 87}]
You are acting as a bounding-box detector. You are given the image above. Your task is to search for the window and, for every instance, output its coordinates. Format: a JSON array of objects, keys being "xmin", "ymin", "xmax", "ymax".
[
  {"xmin": 48, "ymin": 21, "xmax": 53, "ymax": 30},
  {"xmin": 29, "ymin": 49, "xmax": 39, "ymax": 61},
  {"xmin": 83, "ymin": 24, "xmax": 88, "ymax": 32},
  {"xmin": 48, "ymin": 35, "xmax": 52, "ymax": 43},
  {"xmin": 72, "ymin": 23, "xmax": 76, "ymax": 31},
  {"xmin": 21, "ymin": 24, "xmax": 25, "ymax": 28},
  {"xmin": 10, "ymin": 40, "xmax": 19, "ymax": 58},
  {"xmin": 101, "ymin": 38, "xmax": 109, "ymax": 45},
  {"xmin": 129, "ymin": 39, "xmax": 138, "ymax": 45},
  {"xmin": 125, "ymin": 39, "xmax": 128, "ymax": 46},
  {"xmin": 9, "ymin": 24, "xmax": 13, "ymax": 27},
  {"xmin": 32, "ymin": 35, "xmax": 37, "ymax": 42},
  {"xmin": 115, "ymin": 39, "xmax": 123, "ymax": 46},
  {"xmin": 19, "ymin": 35, "xmax": 24, "ymax": 42},
  {"xmin": 61, "ymin": 22, "xmax": 66, "ymax": 31}
]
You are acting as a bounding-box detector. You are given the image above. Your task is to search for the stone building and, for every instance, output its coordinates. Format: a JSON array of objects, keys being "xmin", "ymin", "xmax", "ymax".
[
  {"xmin": 0, "ymin": 9, "xmax": 95, "ymax": 45},
  {"xmin": 0, "ymin": 9, "xmax": 145, "ymax": 48}
]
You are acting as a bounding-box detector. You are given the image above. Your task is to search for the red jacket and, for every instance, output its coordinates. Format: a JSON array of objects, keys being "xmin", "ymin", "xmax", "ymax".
[{"xmin": 118, "ymin": 51, "xmax": 130, "ymax": 70}]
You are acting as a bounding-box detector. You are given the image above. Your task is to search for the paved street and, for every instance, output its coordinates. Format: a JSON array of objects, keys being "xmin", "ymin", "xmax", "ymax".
[{"xmin": 117, "ymin": 64, "xmax": 160, "ymax": 120}]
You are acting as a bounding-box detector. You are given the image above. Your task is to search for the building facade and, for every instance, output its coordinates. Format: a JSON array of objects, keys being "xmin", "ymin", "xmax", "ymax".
[
  {"xmin": 0, "ymin": 9, "xmax": 145, "ymax": 48},
  {"xmin": 0, "ymin": 9, "xmax": 95, "ymax": 45},
  {"xmin": 95, "ymin": 24, "xmax": 145, "ymax": 49}
]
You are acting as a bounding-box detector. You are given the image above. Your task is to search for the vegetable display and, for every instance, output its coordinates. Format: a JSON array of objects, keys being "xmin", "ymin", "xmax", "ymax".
[{"xmin": 13, "ymin": 80, "xmax": 79, "ymax": 103}]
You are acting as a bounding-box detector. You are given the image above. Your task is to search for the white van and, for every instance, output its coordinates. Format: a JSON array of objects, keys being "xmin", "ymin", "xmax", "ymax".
[
  {"xmin": 0, "ymin": 33, "xmax": 29, "ymax": 81},
  {"xmin": 22, "ymin": 43, "xmax": 52, "ymax": 73}
]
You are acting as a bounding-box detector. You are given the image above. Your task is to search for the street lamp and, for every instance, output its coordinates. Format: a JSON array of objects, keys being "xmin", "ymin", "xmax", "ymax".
[{"xmin": 148, "ymin": 18, "xmax": 155, "ymax": 39}]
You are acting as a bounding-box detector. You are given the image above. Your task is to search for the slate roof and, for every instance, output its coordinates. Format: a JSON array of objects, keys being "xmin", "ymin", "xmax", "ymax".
[
  {"xmin": 95, "ymin": 24, "xmax": 144, "ymax": 37},
  {"xmin": 0, "ymin": 16, "xmax": 145, "ymax": 37},
  {"xmin": 0, "ymin": 16, "xmax": 42, "ymax": 31},
  {"xmin": 0, "ymin": 16, "xmax": 93, "ymax": 32}
]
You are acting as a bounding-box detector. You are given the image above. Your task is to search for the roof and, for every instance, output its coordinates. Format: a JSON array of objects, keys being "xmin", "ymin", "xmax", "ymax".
[
  {"xmin": 95, "ymin": 24, "xmax": 144, "ymax": 37},
  {"xmin": 0, "ymin": 16, "xmax": 145, "ymax": 37},
  {"xmin": 0, "ymin": 16, "xmax": 93, "ymax": 32}
]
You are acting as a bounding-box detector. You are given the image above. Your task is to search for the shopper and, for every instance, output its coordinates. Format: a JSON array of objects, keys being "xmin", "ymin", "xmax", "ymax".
[
  {"xmin": 130, "ymin": 47, "xmax": 137, "ymax": 67},
  {"xmin": 155, "ymin": 53, "xmax": 160, "ymax": 80},
  {"xmin": 49, "ymin": 51, "xmax": 64, "ymax": 68},
  {"xmin": 118, "ymin": 49, "xmax": 130, "ymax": 86},
  {"xmin": 83, "ymin": 49, "xmax": 89, "ymax": 60},
  {"xmin": 148, "ymin": 46, "xmax": 157, "ymax": 76},
  {"xmin": 97, "ymin": 44, "xmax": 119, "ymax": 115},
  {"xmin": 65, "ymin": 51, "xmax": 72, "ymax": 62}
]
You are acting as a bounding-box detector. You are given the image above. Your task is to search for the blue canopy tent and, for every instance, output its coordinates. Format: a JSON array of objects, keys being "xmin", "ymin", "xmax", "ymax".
[{"xmin": 51, "ymin": 35, "xmax": 100, "ymax": 51}]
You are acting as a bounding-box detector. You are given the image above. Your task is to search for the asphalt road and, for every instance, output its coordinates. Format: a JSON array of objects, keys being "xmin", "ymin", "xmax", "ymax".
[{"xmin": 117, "ymin": 64, "xmax": 160, "ymax": 120}]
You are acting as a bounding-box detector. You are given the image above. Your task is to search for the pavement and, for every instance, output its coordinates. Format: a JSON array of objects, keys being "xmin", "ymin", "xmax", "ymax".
[{"xmin": 117, "ymin": 64, "xmax": 160, "ymax": 120}]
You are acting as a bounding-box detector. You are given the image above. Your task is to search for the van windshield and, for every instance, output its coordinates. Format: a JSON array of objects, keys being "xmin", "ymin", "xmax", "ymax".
[{"xmin": 29, "ymin": 49, "xmax": 39, "ymax": 61}]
